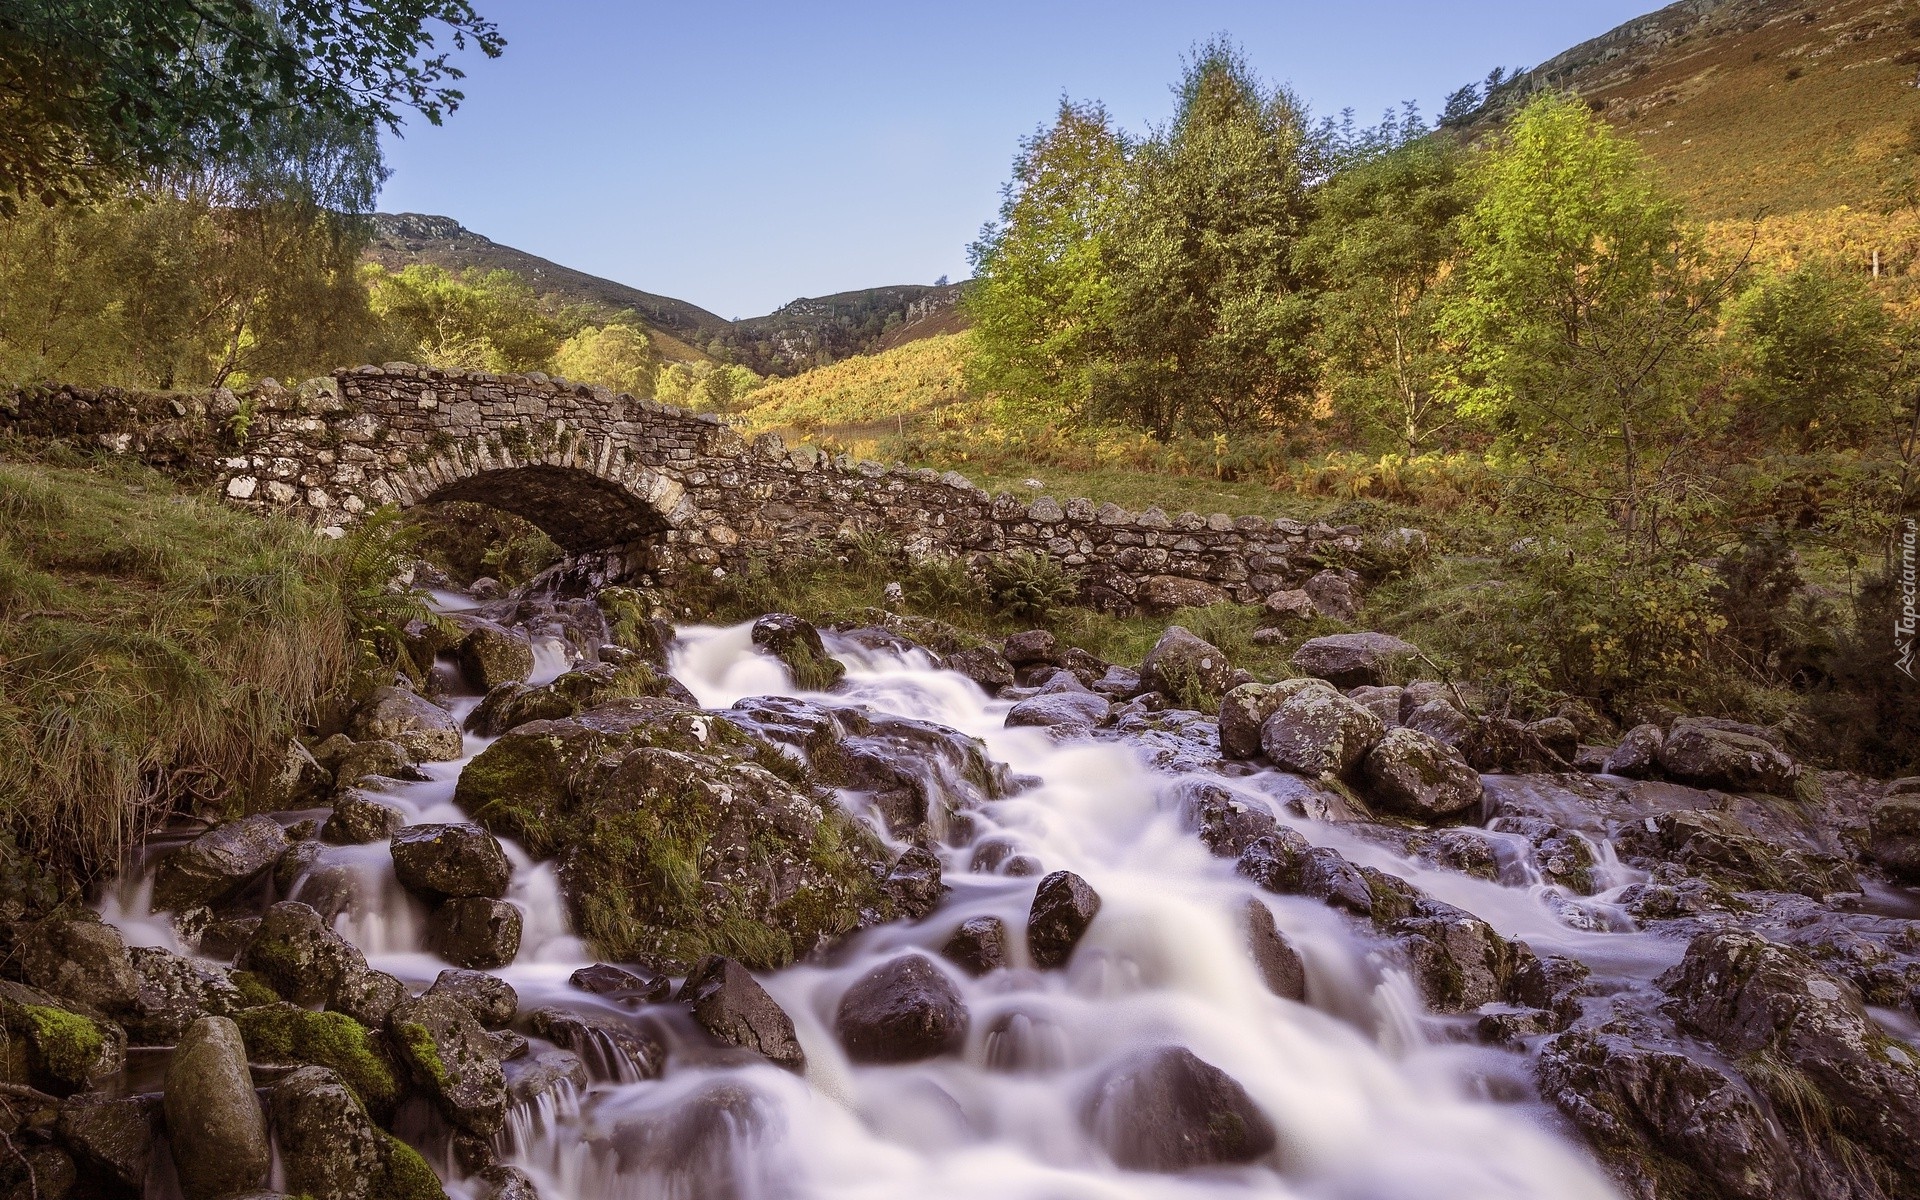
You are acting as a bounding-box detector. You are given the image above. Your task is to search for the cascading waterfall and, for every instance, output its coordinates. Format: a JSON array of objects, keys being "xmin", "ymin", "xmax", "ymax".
[{"xmin": 96, "ymin": 615, "xmax": 1695, "ymax": 1200}]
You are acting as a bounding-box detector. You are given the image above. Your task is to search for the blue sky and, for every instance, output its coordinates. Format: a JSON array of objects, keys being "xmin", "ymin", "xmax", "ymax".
[{"xmin": 377, "ymin": 1, "xmax": 1654, "ymax": 320}]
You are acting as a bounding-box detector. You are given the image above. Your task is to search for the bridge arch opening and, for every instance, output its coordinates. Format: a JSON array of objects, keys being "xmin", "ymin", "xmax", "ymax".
[{"xmin": 413, "ymin": 464, "xmax": 676, "ymax": 556}]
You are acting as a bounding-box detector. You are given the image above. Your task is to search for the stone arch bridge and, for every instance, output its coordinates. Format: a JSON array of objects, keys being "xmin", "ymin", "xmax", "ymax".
[{"xmin": 2, "ymin": 365, "xmax": 1360, "ymax": 607}]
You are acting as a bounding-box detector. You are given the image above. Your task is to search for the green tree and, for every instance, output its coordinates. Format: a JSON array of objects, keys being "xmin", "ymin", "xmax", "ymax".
[
  {"xmin": 1724, "ymin": 259, "xmax": 1893, "ymax": 447},
  {"xmin": 654, "ymin": 360, "xmax": 763, "ymax": 411},
  {"xmin": 364, "ymin": 264, "xmax": 563, "ymax": 372},
  {"xmin": 1301, "ymin": 135, "xmax": 1470, "ymax": 452},
  {"xmin": 1102, "ymin": 39, "xmax": 1320, "ymax": 438},
  {"xmin": 963, "ymin": 98, "xmax": 1128, "ymax": 426},
  {"xmin": 0, "ymin": 0, "xmax": 501, "ymax": 213},
  {"xmin": 551, "ymin": 322, "xmax": 654, "ymax": 394},
  {"xmin": 1441, "ymin": 93, "xmax": 1736, "ymax": 548}
]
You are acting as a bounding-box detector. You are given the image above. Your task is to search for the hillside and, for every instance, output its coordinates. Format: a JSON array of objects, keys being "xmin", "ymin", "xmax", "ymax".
[
  {"xmin": 737, "ymin": 330, "xmax": 974, "ymax": 440},
  {"xmin": 366, "ymin": 213, "xmax": 969, "ymax": 374},
  {"xmin": 1481, "ymin": 0, "xmax": 1920, "ymax": 218}
]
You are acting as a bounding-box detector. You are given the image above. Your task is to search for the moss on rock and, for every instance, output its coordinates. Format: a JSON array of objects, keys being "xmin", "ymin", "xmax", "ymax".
[{"xmin": 234, "ymin": 1003, "xmax": 403, "ymax": 1120}]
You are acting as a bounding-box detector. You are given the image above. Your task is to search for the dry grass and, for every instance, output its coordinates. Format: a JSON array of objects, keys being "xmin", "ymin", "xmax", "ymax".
[{"xmin": 0, "ymin": 453, "xmax": 353, "ymax": 886}]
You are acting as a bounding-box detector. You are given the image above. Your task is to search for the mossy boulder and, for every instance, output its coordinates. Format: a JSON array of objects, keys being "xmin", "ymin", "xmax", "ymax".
[
  {"xmin": 454, "ymin": 620, "xmax": 535, "ymax": 692},
  {"xmin": 19, "ymin": 916, "xmax": 139, "ymax": 1014},
  {"xmin": 467, "ymin": 661, "xmax": 694, "ymax": 737},
  {"xmin": 1258, "ymin": 683, "xmax": 1385, "ymax": 779},
  {"xmin": 1358, "ymin": 727, "xmax": 1482, "ymax": 823},
  {"xmin": 234, "ymin": 1003, "xmax": 405, "ymax": 1121},
  {"xmin": 1218, "ymin": 679, "xmax": 1323, "ymax": 760},
  {"xmin": 1138, "ymin": 626, "xmax": 1234, "ymax": 708},
  {"xmin": 455, "ymin": 698, "xmax": 889, "ymax": 971},
  {"xmin": 386, "ymin": 994, "xmax": 507, "ymax": 1136},
  {"xmin": 751, "ymin": 613, "xmax": 845, "ymax": 691},
  {"xmin": 237, "ymin": 901, "xmax": 370, "ymax": 1009},
  {"xmin": 123, "ymin": 945, "xmax": 249, "ymax": 1044},
  {"xmin": 323, "ymin": 790, "xmax": 405, "ymax": 845},
  {"xmin": 270, "ymin": 1065, "xmax": 385, "ymax": 1200},
  {"xmin": 0, "ymin": 982, "xmax": 125, "ymax": 1094}
]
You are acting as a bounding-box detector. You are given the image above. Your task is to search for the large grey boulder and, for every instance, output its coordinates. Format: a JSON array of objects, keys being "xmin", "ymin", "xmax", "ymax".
[
  {"xmin": 1258, "ymin": 683, "xmax": 1384, "ymax": 778},
  {"xmin": 348, "ymin": 686, "xmax": 462, "ymax": 762},
  {"xmin": 1218, "ymin": 680, "xmax": 1321, "ymax": 760},
  {"xmin": 1005, "ymin": 690, "xmax": 1110, "ymax": 731},
  {"xmin": 456, "ymin": 621, "xmax": 536, "ymax": 691},
  {"xmin": 164, "ymin": 1017, "xmax": 270, "ymax": 1200},
  {"xmin": 270, "ymin": 1066, "xmax": 385, "ymax": 1200},
  {"xmin": 835, "ymin": 954, "xmax": 970, "ymax": 1064},
  {"xmin": 1082, "ymin": 1046, "xmax": 1277, "ymax": 1172},
  {"xmin": 321, "ymin": 790, "xmax": 405, "ymax": 845},
  {"xmin": 390, "ymin": 824, "xmax": 512, "ymax": 900},
  {"xmin": 237, "ymin": 902, "xmax": 368, "ymax": 1008},
  {"xmin": 1290, "ymin": 632, "xmax": 1417, "ymax": 689},
  {"xmin": 1027, "ymin": 870, "xmax": 1102, "ymax": 969},
  {"xmin": 1601, "ymin": 723, "xmax": 1664, "ymax": 778},
  {"xmin": 1358, "ymin": 727, "xmax": 1483, "ymax": 822},
  {"xmin": 387, "ymin": 994, "xmax": 508, "ymax": 1135},
  {"xmin": 428, "ymin": 897, "xmax": 522, "ymax": 970},
  {"xmin": 20, "ymin": 916, "xmax": 139, "ymax": 1014},
  {"xmin": 426, "ymin": 969, "xmax": 518, "ymax": 1030},
  {"xmin": 151, "ymin": 814, "xmax": 288, "ymax": 911},
  {"xmin": 1657, "ymin": 718, "xmax": 1798, "ymax": 795},
  {"xmin": 1138, "ymin": 626, "xmax": 1234, "ymax": 706}
]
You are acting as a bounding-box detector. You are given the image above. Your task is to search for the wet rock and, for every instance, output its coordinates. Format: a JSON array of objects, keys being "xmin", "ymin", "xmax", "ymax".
[
  {"xmin": 20, "ymin": 917, "xmax": 139, "ymax": 1014},
  {"xmin": 568, "ymin": 963, "xmax": 672, "ymax": 1006},
  {"xmin": 55, "ymin": 1092, "xmax": 158, "ymax": 1195},
  {"xmin": 1260, "ymin": 588, "xmax": 1315, "ymax": 624},
  {"xmin": 1868, "ymin": 795, "xmax": 1920, "ymax": 883},
  {"xmin": 477, "ymin": 1165, "xmax": 541, "ymax": 1200},
  {"xmin": 1389, "ymin": 897, "xmax": 1522, "ymax": 1012},
  {"xmin": 163, "ymin": 1016, "xmax": 269, "ymax": 1200},
  {"xmin": 387, "ymin": 994, "xmax": 507, "ymax": 1136},
  {"xmin": 884, "ymin": 846, "xmax": 944, "ymax": 921},
  {"xmin": 835, "ymin": 954, "xmax": 970, "ymax": 1064},
  {"xmin": 1657, "ymin": 718, "xmax": 1798, "ymax": 796},
  {"xmin": 256, "ymin": 738, "xmax": 331, "ymax": 810},
  {"xmin": 680, "ymin": 955, "xmax": 806, "ymax": 1072},
  {"xmin": 152, "ymin": 814, "xmax": 289, "ymax": 911},
  {"xmin": 1537, "ymin": 1026, "xmax": 1793, "ymax": 1200},
  {"xmin": 237, "ymin": 902, "xmax": 368, "ymax": 1008},
  {"xmin": 1234, "ymin": 828, "xmax": 1313, "ymax": 893},
  {"xmin": 1408, "ymin": 828, "xmax": 1501, "ymax": 881},
  {"xmin": 1522, "ymin": 718, "xmax": 1578, "ymax": 764},
  {"xmin": 0, "ymin": 1145, "xmax": 77, "ymax": 1197},
  {"xmin": 941, "ymin": 915, "xmax": 1009, "ymax": 976},
  {"xmin": 1290, "ymin": 632, "xmax": 1417, "ymax": 689},
  {"xmin": 505, "ymin": 1049, "xmax": 588, "ymax": 1108},
  {"xmin": 969, "ymin": 838, "xmax": 1041, "ymax": 877},
  {"xmin": 752, "ymin": 613, "xmax": 845, "ymax": 690},
  {"xmin": 321, "ymin": 790, "xmax": 405, "ymax": 845},
  {"xmin": 469, "ymin": 661, "xmax": 695, "ymax": 737},
  {"xmin": 1358, "ymin": 727, "xmax": 1482, "ymax": 822},
  {"xmin": 1259, "ymin": 683, "xmax": 1384, "ymax": 779},
  {"xmin": 1295, "ymin": 847, "xmax": 1373, "ymax": 915},
  {"xmin": 525, "ymin": 1007, "xmax": 665, "ymax": 1082},
  {"xmin": 456, "ymin": 621, "xmax": 536, "ymax": 691},
  {"xmin": 330, "ymin": 967, "xmax": 407, "ymax": 1029},
  {"xmin": 427, "ymin": 970, "xmax": 519, "ymax": 1030},
  {"xmin": 456, "ymin": 698, "xmax": 889, "ymax": 972},
  {"xmin": 1661, "ymin": 930, "xmax": 1920, "ymax": 1181},
  {"xmin": 1400, "ymin": 697, "xmax": 1474, "ymax": 751},
  {"xmin": 1138, "ymin": 626, "xmax": 1234, "ymax": 707},
  {"xmin": 1243, "ymin": 899, "xmax": 1306, "ymax": 1002},
  {"xmin": 1082, "ymin": 1046, "xmax": 1277, "ymax": 1172},
  {"xmin": 123, "ymin": 946, "xmax": 247, "ymax": 1044},
  {"xmin": 271, "ymin": 1066, "xmax": 385, "ymax": 1200},
  {"xmin": 429, "ymin": 898, "xmax": 522, "ymax": 969},
  {"xmin": 1218, "ymin": 680, "xmax": 1317, "ymax": 760},
  {"xmin": 1004, "ymin": 690, "xmax": 1109, "ymax": 731},
  {"xmin": 1600, "ymin": 723, "xmax": 1664, "ymax": 777},
  {"xmin": 1090, "ymin": 664, "xmax": 1141, "ymax": 698},
  {"xmin": 1618, "ymin": 809, "xmax": 1858, "ymax": 899},
  {"xmin": 489, "ymin": 1029, "xmax": 529, "ymax": 1061},
  {"xmin": 0, "ymin": 981, "xmax": 125, "ymax": 1094},
  {"xmin": 391, "ymin": 823, "xmax": 512, "ymax": 900},
  {"xmin": 1138, "ymin": 575, "xmax": 1229, "ymax": 614},
  {"xmin": 332, "ymin": 738, "xmax": 422, "ymax": 786},
  {"xmin": 347, "ymin": 686, "xmax": 462, "ymax": 762},
  {"xmin": 1302, "ymin": 569, "xmax": 1360, "ymax": 621},
  {"xmin": 1026, "ymin": 870, "xmax": 1102, "ymax": 969},
  {"xmin": 1173, "ymin": 779, "xmax": 1279, "ymax": 857},
  {"xmin": 1001, "ymin": 629, "xmax": 1058, "ymax": 665},
  {"xmin": 943, "ymin": 646, "xmax": 1015, "ymax": 694}
]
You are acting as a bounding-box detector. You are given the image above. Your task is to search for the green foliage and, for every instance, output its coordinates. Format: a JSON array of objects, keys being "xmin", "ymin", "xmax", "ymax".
[
  {"xmin": 1103, "ymin": 39, "xmax": 1320, "ymax": 437},
  {"xmin": 363, "ymin": 263, "xmax": 564, "ymax": 372},
  {"xmin": 1725, "ymin": 260, "xmax": 1895, "ymax": 447},
  {"xmin": 965, "ymin": 99, "xmax": 1127, "ymax": 426},
  {"xmin": 905, "ymin": 558, "xmax": 988, "ymax": 618},
  {"xmin": 654, "ymin": 360, "xmax": 764, "ymax": 412},
  {"xmin": 0, "ymin": 0, "xmax": 501, "ymax": 215},
  {"xmin": 1440, "ymin": 93, "xmax": 1731, "ymax": 546},
  {"xmin": 333, "ymin": 507, "xmax": 442, "ymax": 687},
  {"xmin": 375, "ymin": 1132, "xmax": 449, "ymax": 1200},
  {"xmin": 550, "ymin": 321, "xmax": 654, "ymax": 394},
  {"xmin": 1303, "ymin": 135, "xmax": 1471, "ymax": 452},
  {"xmin": 402, "ymin": 501, "xmax": 561, "ymax": 588},
  {"xmin": 235, "ymin": 1003, "xmax": 404, "ymax": 1120},
  {"xmin": 984, "ymin": 550, "xmax": 1078, "ymax": 623}
]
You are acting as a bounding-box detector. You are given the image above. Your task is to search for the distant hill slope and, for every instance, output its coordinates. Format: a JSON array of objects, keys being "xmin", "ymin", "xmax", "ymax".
[
  {"xmin": 365, "ymin": 213, "xmax": 969, "ymax": 374},
  {"xmin": 737, "ymin": 331, "xmax": 974, "ymax": 441},
  {"xmin": 1481, "ymin": 0, "xmax": 1920, "ymax": 218}
]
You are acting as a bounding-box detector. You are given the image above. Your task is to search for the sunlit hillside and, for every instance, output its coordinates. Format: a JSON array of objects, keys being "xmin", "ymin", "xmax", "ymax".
[{"xmin": 735, "ymin": 332, "xmax": 977, "ymax": 441}]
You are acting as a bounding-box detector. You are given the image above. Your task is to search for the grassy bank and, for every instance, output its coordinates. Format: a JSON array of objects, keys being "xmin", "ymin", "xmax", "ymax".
[{"xmin": 0, "ymin": 452, "xmax": 355, "ymax": 886}]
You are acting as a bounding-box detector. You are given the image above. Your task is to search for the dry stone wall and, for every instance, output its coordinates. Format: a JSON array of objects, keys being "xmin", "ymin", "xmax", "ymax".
[{"xmin": 2, "ymin": 366, "xmax": 1366, "ymax": 607}]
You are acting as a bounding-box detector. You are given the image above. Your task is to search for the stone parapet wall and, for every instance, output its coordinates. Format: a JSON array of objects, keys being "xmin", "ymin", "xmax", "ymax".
[{"xmin": 3, "ymin": 366, "xmax": 1368, "ymax": 607}]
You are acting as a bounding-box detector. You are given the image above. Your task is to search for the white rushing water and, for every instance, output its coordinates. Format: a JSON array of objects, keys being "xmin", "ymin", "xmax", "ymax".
[{"xmin": 106, "ymin": 620, "xmax": 1648, "ymax": 1200}]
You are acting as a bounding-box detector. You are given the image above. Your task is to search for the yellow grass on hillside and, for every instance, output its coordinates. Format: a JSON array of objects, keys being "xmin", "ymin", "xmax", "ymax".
[
  {"xmin": 736, "ymin": 332, "xmax": 976, "ymax": 440},
  {"xmin": 1706, "ymin": 204, "xmax": 1920, "ymax": 311}
]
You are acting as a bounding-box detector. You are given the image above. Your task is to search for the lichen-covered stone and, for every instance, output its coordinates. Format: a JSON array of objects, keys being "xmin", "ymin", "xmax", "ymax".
[
  {"xmin": 164, "ymin": 1017, "xmax": 269, "ymax": 1200},
  {"xmin": 1138, "ymin": 626, "xmax": 1234, "ymax": 708},
  {"xmin": 426, "ymin": 969, "xmax": 518, "ymax": 1030},
  {"xmin": 1358, "ymin": 727, "xmax": 1483, "ymax": 822},
  {"xmin": 1657, "ymin": 718, "xmax": 1798, "ymax": 796},
  {"xmin": 20, "ymin": 916, "xmax": 139, "ymax": 1013},
  {"xmin": 455, "ymin": 620, "xmax": 535, "ymax": 691},
  {"xmin": 271, "ymin": 1066, "xmax": 385, "ymax": 1200},
  {"xmin": 322, "ymin": 790, "xmax": 405, "ymax": 845},
  {"xmin": 152, "ymin": 815, "xmax": 288, "ymax": 911},
  {"xmin": 387, "ymin": 994, "xmax": 508, "ymax": 1136},
  {"xmin": 1867, "ymin": 795, "xmax": 1920, "ymax": 883},
  {"xmin": 1601, "ymin": 723, "xmax": 1664, "ymax": 778},
  {"xmin": 1289, "ymin": 632, "xmax": 1417, "ymax": 689},
  {"xmin": 428, "ymin": 898, "xmax": 522, "ymax": 970},
  {"xmin": 347, "ymin": 686, "xmax": 462, "ymax": 762},
  {"xmin": 1258, "ymin": 684, "xmax": 1384, "ymax": 779}
]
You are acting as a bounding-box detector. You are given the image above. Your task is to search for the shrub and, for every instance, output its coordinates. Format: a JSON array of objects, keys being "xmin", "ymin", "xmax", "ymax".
[{"xmin": 984, "ymin": 551, "xmax": 1078, "ymax": 623}]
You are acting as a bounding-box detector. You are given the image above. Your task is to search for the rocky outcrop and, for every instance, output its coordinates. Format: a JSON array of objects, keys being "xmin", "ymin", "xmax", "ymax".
[{"xmin": 1358, "ymin": 727, "xmax": 1482, "ymax": 821}]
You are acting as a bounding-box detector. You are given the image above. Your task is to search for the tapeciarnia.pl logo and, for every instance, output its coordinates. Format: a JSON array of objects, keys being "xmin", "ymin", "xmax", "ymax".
[{"xmin": 1899, "ymin": 517, "xmax": 1917, "ymax": 680}]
